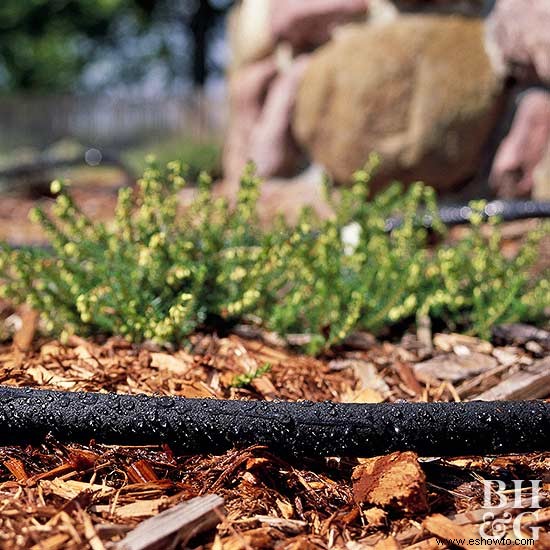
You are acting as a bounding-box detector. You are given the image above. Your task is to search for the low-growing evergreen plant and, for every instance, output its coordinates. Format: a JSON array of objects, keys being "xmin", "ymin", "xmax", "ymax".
[{"xmin": 0, "ymin": 155, "xmax": 548, "ymax": 354}]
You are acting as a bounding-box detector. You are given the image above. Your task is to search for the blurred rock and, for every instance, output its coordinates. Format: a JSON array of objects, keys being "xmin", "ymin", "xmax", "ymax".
[
  {"xmin": 271, "ymin": 0, "xmax": 369, "ymax": 51},
  {"xmin": 485, "ymin": 0, "xmax": 550, "ymax": 85},
  {"xmin": 490, "ymin": 90, "xmax": 550, "ymax": 198},
  {"xmin": 249, "ymin": 56, "xmax": 311, "ymax": 178},
  {"xmin": 227, "ymin": 0, "xmax": 274, "ymax": 70},
  {"xmin": 255, "ymin": 165, "xmax": 335, "ymax": 224},
  {"xmin": 222, "ymin": 58, "xmax": 278, "ymax": 184},
  {"xmin": 294, "ymin": 16, "xmax": 505, "ymax": 189}
]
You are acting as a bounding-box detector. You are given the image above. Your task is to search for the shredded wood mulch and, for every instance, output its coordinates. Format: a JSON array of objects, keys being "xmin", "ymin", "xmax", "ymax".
[{"xmin": 0, "ymin": 323, "xmax": 549, "ymax": 549}]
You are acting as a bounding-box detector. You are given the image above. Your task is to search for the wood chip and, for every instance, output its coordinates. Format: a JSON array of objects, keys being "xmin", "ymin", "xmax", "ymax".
[
  {"xmin": 126, "ymin": 460, "xmax": 159, "ymax": 484},
  {"xmin": 362, "ymin": 507, "xmax": 387, "ymax": 528},
  {"xmin": 29, "ymin": 533, "xmax": 70, "ymax": 550},
  {"xmin": 150, "ymin": 352, "xmax": 192, "ymax": 375},
  {"xmin": 345, "ymin": 387, "xmax": 385, "ymax": 403},
  {"xmin": 92, "ymin": 498, "xmax": 168, "ymax": 519},
  {"xmin": 404, "ymin": 537, "xmax": 445, "ymax": 549},
  {"xmin": 40, "ymin": 479, "xmax": 114, "ymax": 500},
  {"xmin": 433, "ymin": 333, "xmax": 493, "ymax": 354},
  {"xmin": 217, "ymin": 526, "xmax": 282, "ymax": 550},
  {"xmin": 114, "ymin": 494, "xmax": 224, "ymax": 550},
  {"xmin": 423, "ymin": 514, "xmax": 488, "ymax": 550},
  {"xmin": 73, "ymin": 345, "xmax": 94, "ymax": 360},
  {"xmin": 492, "ymin": 323, "xmax": 550, "ymax": 351},
  {"xmin": 331, "ymin": 359, "xmax": 390, "ymax": 398},
  {"xmin": 491, "ymin": 348, "xmax": 519, "ymax": 367},
  {"xmin": 39, "ymin": 341, "xmax": 64, "ymax": 358},
  {"xmin": 475, "ymin": 356, "xmax": 550, "ymax": 400},
  {"xmin": 374, "ymin": 536, "xmax": 401, "ymax": 549},
  {"xmin": 352, "ymin": 452, "xmax": 427, "ymax": 514},
  {"xmin": 413, "ymin": 352, "xmax": 497, "ymax": 383},
  {"xmin": 342, "ymin": 331, "xmax": 377, "ymax": 350},
  {"xmin": 4, "ymin": 458, "xmax": 28, "ymax": 482},
  {"xmin": 26, "ymin": 364, "xmax": 77, "ymax": 389},
  {"xmin": 81, "ymin": 509, "xmax": 105, "ymax": 550},
  {"xmin": 254, "ymin": 515, "xmax": 306, "ymax": 534},
  {"xmin": 251, "ymin": 375, "xmax": 278, "ymax": 400},
  {"xmin": 394, "ymin": 361, "xmax": 423, "ymax": 396}
]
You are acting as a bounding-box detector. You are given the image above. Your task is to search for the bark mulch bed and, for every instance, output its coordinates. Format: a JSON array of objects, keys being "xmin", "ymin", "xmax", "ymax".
[{"xmin": 0, "ymin": 323, "xmax": 548, "ymax": 549}]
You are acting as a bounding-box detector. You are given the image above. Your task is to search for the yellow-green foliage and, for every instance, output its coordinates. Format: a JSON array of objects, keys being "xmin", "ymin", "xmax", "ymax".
[{"xmin": 0, "ymin": 156, "xmax": 548, "ymax": 354}]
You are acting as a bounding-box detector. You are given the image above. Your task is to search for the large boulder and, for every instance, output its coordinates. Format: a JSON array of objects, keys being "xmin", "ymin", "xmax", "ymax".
[
  {"xmin": 293, "ymin": 15, "xmax": 506, "ymax": 190},
  {"xmin": 485, "ymin": 0, "xmax": 550, "ymax": 85}
]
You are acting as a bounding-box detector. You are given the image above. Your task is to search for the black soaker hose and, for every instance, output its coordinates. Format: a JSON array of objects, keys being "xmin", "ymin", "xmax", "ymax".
[
  {"xmin": 384, "ymin": 199, "xmax": 550, "ymax": 231},
  {"xmin": 438, "ymin": 200, "xmax": 550, "ymax": 226},
  {"xmin": 1, "ymin": 386, "xmax": 548, "ymax": 457},
  {"xmin": 7, "ymin": 200, "xmax": 550, "ymax": 252}
]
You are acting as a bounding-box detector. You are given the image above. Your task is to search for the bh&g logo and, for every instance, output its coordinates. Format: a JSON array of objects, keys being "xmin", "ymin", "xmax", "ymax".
[{"xmin": 480, "ymin": 480, "xmax": 542, "ymax": 542}]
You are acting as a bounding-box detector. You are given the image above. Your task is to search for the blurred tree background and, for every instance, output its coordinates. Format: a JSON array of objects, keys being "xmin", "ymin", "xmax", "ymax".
[
  {"xmin": 0, "ymin": 0, "xmax": 233, "ymax": 93},
  {"xmin": 0, "ymin": 1, "xmax": 234, "ymax": 185}
]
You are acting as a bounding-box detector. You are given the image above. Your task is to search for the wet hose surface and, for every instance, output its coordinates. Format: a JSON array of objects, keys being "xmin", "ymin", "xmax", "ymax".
[{"xmin": 0, "ymin": 386, "xmax": 548, "ymax": 457}]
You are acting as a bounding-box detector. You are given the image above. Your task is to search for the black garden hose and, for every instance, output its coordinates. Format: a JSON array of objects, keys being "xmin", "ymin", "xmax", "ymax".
[
  {"xmin": 384, "ymin": 199, "xmax": 550, "ymax": 231},
  {"xmin": 1, "ymin": 386, "xmax": 548, "ymax": 457},
  {"xmin": 8, "ymin": 199, "xmax": 550, "ymax": 252}
]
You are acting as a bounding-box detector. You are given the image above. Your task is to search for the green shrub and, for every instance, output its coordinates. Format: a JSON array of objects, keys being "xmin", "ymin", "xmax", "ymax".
[{"xmin": 1, "ymin": 156, "xmax": 548, "ymax": 353}]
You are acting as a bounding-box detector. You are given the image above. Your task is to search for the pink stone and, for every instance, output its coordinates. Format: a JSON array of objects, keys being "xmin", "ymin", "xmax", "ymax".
[
  {"xmin": 490, "ymin": 90, "xmax": 550, "ymax": 198},
  {"xmin": 270, "ymin": 0, "xmax": 368, "ymax": 51},
  {"xmin": 486, "ymin": 0, "xmax": 550, "ymax": 84}
]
